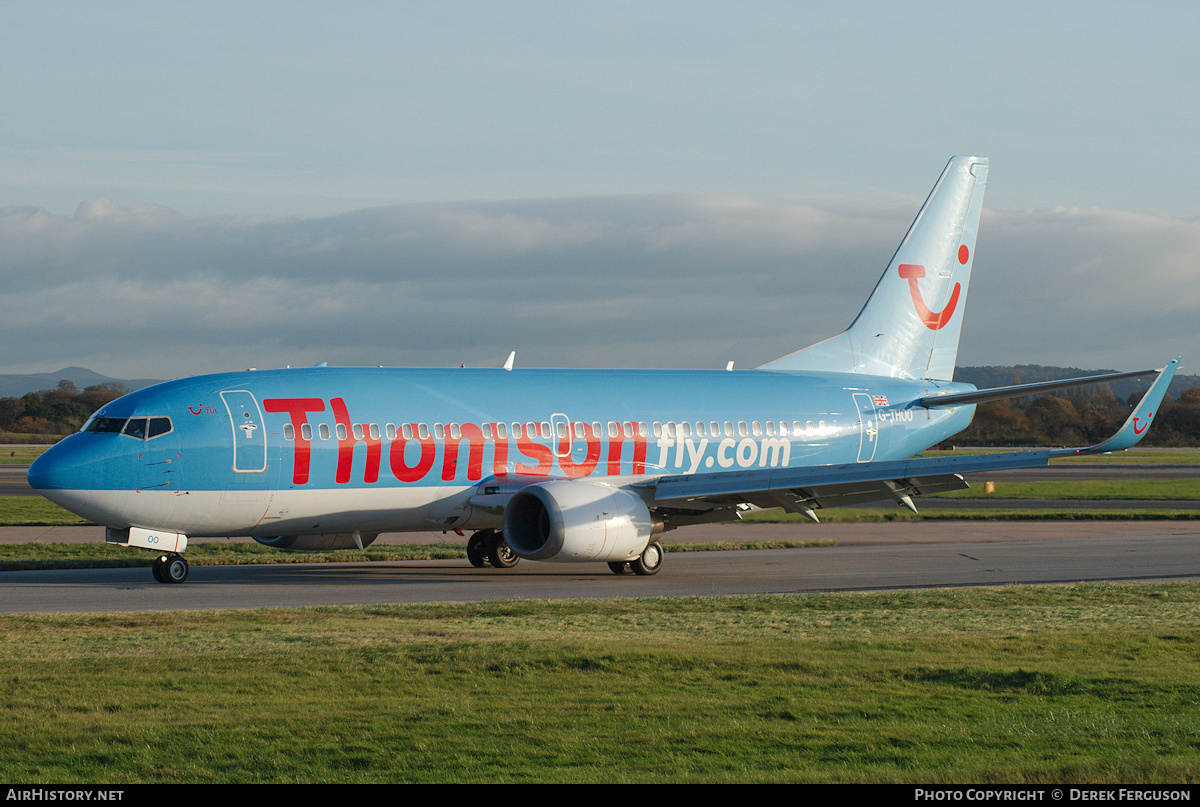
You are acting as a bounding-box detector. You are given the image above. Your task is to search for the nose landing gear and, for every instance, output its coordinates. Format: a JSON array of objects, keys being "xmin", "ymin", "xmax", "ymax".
[{"xmin": 151, "ymin": 553, "xmax": 189, "ymax": 584}]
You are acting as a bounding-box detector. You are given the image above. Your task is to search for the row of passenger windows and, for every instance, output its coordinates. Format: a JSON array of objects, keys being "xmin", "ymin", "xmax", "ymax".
[
  {"xmin": 83, "ymin": 416, "xmax": 174, "ymax": 440},
  {"xmin": 281, "ymin": 419, "xmax": 831, "ymax": 442}
]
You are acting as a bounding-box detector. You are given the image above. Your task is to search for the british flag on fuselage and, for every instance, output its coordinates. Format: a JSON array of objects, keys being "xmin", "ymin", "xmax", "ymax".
[{"xmin": 28, "ymin": 156, "xmax": 1179, "ymax": 584}]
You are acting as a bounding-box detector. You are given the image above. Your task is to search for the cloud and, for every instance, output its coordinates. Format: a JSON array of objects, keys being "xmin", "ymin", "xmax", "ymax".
[{"xmin": 1, "ymin": 195, "xmax": 1196, "ymax": 381}]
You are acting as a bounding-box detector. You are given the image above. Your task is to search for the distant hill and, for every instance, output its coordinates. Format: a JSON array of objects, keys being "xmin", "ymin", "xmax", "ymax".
[
  {"xmin": 0, "ymin": 367, "xmax": 163, "ymax": 399},
  {"xmin": 955, "ymin": 365, "xmax": 1199, "ymax": 403}
]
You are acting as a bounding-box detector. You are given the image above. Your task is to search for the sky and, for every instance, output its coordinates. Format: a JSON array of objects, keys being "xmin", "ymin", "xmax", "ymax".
[{"xmin": 2, "ymin": 1, "xmax": 1198, "ymax": 382}]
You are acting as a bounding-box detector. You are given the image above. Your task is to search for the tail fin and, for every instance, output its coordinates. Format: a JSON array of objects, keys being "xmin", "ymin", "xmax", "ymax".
[{"xmin": 760, "ymin": 156, "xmax": 988, "ymax": 381}]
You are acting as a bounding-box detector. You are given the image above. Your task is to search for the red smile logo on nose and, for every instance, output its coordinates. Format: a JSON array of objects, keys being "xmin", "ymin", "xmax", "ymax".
[{"xmin": 898, "ymin": 245, "xmax": 969, "ymax": 331}]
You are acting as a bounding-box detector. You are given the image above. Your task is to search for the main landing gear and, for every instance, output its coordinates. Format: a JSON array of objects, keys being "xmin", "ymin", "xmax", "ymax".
[
  {"xmin": 607, "ymin": 541, "xmax": 664, "ymax": 576},
  {"xmin": 152, "ymin": 553, "xmax": 189, "ymax": 584},
  {"xmin": 467, "ymin": 529, "xmax": 519, "ymax": 569},
  {"xmin": 465, "ymin": 531, "xmax": 664, "ymax": 576}
]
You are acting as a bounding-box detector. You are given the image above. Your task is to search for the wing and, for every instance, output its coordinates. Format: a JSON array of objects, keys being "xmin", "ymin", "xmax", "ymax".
[{"xmin": 641, "ymin": 358, "xmax": 1179, "ymax": 524}]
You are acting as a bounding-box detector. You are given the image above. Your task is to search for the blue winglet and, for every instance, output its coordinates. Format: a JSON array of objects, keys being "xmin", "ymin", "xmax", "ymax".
[{"xmin": 1051, "ymin": 357, "xmax": 1180, "ymax": 457}]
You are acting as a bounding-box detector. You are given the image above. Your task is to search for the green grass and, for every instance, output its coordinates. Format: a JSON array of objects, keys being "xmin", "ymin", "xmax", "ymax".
[
  {"xmin": 743, "ymin": 508, "xmax": 1200, "ymax": 524},
  {"xmin": 930, "ymin": 447, "xmax": 1200, "ymax": 464},
  {"xmin": 0, "ymin": 497, "xmax": 92, "ymax": 526},
  {"xmin": 933, "ymin": 479, "xmax": 1200, "ymax": 499},
  {"xmin": 0, "ymin": 445, "xmax": 50, "ymax": 465},
  {"xmin": 0, "ymin": 584, "xmax": 1197, "ymax": 783}
]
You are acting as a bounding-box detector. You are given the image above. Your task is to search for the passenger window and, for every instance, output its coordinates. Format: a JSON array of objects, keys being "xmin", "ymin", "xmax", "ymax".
[
  {"xmin": 319, "ymin": 423, "xmax": 330, "ymax": 440},
  {"xmin": 302, "ymin": 424, "xmax": 313, "ymax": 441},
  {"xmin": 283, "ymin": 424, "xmax": 295, "ymax": 441}
]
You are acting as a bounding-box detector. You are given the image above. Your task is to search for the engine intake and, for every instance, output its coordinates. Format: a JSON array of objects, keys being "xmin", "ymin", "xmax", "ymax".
[{"xmin": 503, "ymin": 479, "xmax": 660, "ymax": 562}]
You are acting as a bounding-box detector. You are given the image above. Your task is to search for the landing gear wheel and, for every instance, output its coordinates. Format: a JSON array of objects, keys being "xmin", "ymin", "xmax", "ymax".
[
  {"xmin": 153, "ymin": 553, "xmax": 189, "ymax": 584},
  {"xmin": 466, "ymin": 531, "xmax": 491, "ymax": 568},
  {"xmin": 486, "ymin": 531, "xmax": 519, "ymax": 569},
  {"xmin": 607, "ymin": 562, "xmax": 629, "ymax": 575},
  {"xmin": 630, "ymin": 542, "xmax": 663, "ymax": 576}
]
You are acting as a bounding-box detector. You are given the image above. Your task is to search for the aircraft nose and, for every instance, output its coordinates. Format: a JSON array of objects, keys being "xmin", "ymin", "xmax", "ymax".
[{"xmin": 27, "ymin": 438, "xmax": 92, "ymax": 491}]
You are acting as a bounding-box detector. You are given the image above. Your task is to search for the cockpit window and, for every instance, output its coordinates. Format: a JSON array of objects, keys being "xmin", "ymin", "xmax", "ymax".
[
  {"xmin": 84, "ymin": 417, "xmax": 127, "ymax": 433},
  {"xmin": 83, "ymin": 415, "xmax": 173, "ymax": 439}
]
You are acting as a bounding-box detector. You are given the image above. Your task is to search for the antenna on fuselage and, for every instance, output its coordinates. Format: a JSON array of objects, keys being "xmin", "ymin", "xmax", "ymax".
[{"xmin": 504, "ymin": 351, "xmax": 516, "ymax": 371}]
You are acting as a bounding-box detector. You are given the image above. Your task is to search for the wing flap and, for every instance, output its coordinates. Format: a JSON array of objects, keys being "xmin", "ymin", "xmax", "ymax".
[{"xmin": 646, "ymin": 450, "xmax": 1050, "ymax": 517}]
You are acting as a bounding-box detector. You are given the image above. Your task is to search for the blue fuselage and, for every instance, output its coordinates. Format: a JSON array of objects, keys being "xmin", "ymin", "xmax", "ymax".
[{"xmin": 28, "ymin": 366, "xmax": 976, "ymax": 536}]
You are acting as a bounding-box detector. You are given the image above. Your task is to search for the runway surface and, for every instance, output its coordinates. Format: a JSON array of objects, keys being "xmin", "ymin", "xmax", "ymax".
[
  {"xmin": 4, "ymin": 453, "xmax": 1198, "ymax": 614},
  {"xmin": 2, "ymin": 521, "xmax": 1197, "ymax": 614}
]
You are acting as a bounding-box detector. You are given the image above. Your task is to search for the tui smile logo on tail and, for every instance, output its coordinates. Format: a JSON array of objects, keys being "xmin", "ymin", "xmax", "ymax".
[{"xmin": 897, "ymin": 244, "xmax": 970, "ymax": 331}]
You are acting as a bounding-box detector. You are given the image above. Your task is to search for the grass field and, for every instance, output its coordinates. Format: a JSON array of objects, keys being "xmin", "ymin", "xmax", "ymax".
[
  {"xmin": 0, "ymin": 584, "xmax": 1196, "ymax": 783},
  {"xmin": 0, "ymin": 446, "xmax": 49, "ymax": 465}
]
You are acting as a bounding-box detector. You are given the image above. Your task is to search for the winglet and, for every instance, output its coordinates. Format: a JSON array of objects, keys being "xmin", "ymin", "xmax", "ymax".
[{"xmin": 1051, "ymin": 358, "xmax": 1180, "ymax": 457}]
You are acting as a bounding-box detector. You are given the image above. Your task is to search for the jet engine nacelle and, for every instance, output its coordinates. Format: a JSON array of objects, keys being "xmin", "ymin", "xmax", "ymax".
[
  {"xmin": 502, "ymin": 479, "xmax": 661, "ymax": 562},
  {"xmin": 253, "ymin": 532, "xmax": 379, "ymax": 551}
]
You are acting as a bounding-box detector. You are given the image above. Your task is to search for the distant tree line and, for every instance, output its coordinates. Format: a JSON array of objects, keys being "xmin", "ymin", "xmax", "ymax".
[
  {"xmin": 0, "ymin": 380, "xmax": 130, "ymax": 438},
  {"xmin": 952, "ymin": 385, "xmax": 1200, "ymax": 447},
  {"xmin": 3, "ymin": 377, "xmax": 1200, "ymax": 447}
]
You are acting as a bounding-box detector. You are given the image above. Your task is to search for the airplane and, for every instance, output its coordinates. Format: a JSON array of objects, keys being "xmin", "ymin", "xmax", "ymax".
[{"xmin": 27, "ymin": 156, "xmax": 1179, "ymax": 584}]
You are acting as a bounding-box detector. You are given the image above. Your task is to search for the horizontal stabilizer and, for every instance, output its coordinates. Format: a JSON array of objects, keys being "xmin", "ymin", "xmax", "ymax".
[{"xmin": 920, "ymin": 367, "xmax": 1162, "ymax": 409}]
